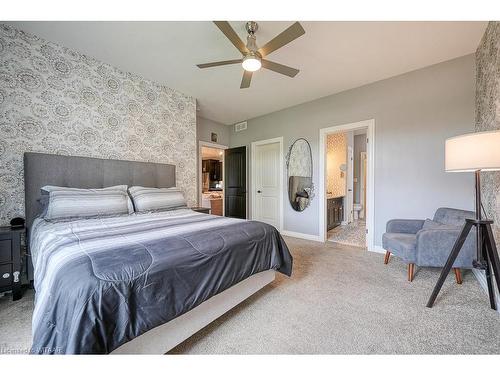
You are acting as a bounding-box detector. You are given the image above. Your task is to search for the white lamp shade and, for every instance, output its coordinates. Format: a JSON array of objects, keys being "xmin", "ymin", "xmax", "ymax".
[{"xmin": 445, "ymin": 130, "xmax": 500, "ymax": 172}]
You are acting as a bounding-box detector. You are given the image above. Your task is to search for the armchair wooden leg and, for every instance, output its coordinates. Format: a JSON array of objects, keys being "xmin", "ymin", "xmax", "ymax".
[
  {"xmin": 453, "ymin": 268, "xmax": 462, "ymax": 284},
  {"xmin": 384, "ymin": 251, "xmax": 391, "ymax": 264},
  {"xmin": 408, "ymin": 263, "xmax": 415, "ymax": 282}
]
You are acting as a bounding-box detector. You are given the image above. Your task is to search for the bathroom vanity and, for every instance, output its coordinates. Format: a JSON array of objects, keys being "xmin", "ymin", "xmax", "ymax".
[{"xmin": 327, "ymin": 197, "xmax": 344, "ymax": 230}]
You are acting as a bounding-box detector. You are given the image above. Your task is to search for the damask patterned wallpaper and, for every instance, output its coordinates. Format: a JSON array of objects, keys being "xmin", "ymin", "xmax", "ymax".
[
  {"xmin": 475, "ymin": 21, "xmax": 500, "ymax": 242},
  {"xmin": 326, "ymin": 133, "xmax": 346, "ymax": 197},
  {"xmin": 0, "ymin": 24, "xmax": 197, "ymax": 225}
]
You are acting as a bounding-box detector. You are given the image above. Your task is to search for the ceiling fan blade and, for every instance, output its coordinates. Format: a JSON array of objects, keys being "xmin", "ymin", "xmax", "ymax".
[
  {"xmin": 197, "ymin": 59, "xmax": 242, "ymax": 69},
  {"xmin": 240, "ymin": 70, "xmax": 253, "ymax": 89},
  {"xmin": 257, "ymin": 22, "xmax": 305, "ymax": 57},
  {"xmin": 214, "ymin": 21, "xmax": 249, "ymax": 55},
  {"xmin": 261, "ymin": 59, "xmax": 299, "ymax": 78}
]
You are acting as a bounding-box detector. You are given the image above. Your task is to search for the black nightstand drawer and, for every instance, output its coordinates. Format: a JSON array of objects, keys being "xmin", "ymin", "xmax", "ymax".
[
  {"xmin": 0, "ymin": 227, "xmax": 24, "ymax": 300},
  {"xmin": 0, "ymin": 263, "xmax": 13, "ymax": 288},
  {"xmin": 0, "ymin": 239, "xmax": 12, "ymax": 263}
]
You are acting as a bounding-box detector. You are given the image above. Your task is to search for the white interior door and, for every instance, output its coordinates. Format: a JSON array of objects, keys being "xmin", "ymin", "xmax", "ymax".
[
  {"xmin": 254, "ymin": 142, "xmax": 281, "ymax": 229},
  {"xmin": 346, "ymin": 146, "xmax": 354, "ymax": 223}
]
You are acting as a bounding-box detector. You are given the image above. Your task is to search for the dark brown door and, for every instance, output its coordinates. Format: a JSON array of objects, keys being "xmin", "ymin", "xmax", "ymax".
[
  {"xmin": 224, "ymin": 146, "xmax": 246, "ymax": 219},
  {"xmin": 214, "ymin": 161, "xmax": 222, "ymax": 181}
]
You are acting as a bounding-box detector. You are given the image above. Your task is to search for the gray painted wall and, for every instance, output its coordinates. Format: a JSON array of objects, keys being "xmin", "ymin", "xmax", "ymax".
[
  {"xmin": 197, "ymin": 116, "xmax": 230, "ymax": 146},
  {"xmin": 230, "ymin": 54, "xmax": 476, "ymax": 246}
]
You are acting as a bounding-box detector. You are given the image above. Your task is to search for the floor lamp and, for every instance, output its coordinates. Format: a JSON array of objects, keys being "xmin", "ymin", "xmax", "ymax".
[{"xmin": 427, "ymin": 130, "xmax": 500, "ymax": 309}]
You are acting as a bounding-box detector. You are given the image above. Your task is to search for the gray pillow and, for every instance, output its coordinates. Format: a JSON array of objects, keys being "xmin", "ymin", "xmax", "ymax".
[
  {"xmin": 128, "ymin": 186, "xmax": 187, "ymax": 213},
  {"xmin": 41, "ymin": 185, "xmax": 133, "ymax": 220},
  {"xmin": 422, "ymin": 218, "xmax": 457, "ymax": 230}
]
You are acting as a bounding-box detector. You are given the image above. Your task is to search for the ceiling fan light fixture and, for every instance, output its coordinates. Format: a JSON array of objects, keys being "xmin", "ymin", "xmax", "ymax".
[
  {"xmin": 198, "ymin": 21, "xmax": 305, "ymax": 88},
  {"xmin": 242, "ymin": 54, "xmax": 261, "ymax": 72}
]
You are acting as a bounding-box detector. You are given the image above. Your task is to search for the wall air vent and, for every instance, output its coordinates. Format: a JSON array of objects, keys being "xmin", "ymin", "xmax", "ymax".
[{"xmin": 234, "ymin": 121, "xmax": 247, "ymax": 132}]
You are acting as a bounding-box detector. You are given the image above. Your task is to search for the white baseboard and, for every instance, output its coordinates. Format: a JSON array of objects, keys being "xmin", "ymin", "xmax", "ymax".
[
  {"xmin": 280, "ymin": 230, "xmax": 322, "ymax": 242},
  {"xmin": 473, "ymin": 268, "xmax": 488, "ymax": 291},
  {"xmin": 369, "ymin": 245, "xmax": 386, "ymax": 254}
]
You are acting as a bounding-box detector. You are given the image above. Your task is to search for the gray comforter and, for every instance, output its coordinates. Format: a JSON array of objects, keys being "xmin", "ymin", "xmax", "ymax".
[{"xmin": 29, "ymin": 209, "xmax": 292, "ymax": 354}]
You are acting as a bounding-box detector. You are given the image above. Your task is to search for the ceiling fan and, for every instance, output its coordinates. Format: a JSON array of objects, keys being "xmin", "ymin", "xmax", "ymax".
[{"xmin": 197, "ymin": 21, "xmax": 305, "ymax": 89}]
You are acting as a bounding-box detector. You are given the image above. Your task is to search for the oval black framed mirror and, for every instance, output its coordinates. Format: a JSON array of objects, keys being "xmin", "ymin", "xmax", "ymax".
[{"xmin": 286, "ymin": 138, "xmax": 314, "ymax": 212}]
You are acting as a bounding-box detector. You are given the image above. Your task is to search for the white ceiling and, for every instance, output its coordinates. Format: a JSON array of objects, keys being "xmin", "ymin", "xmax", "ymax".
[{"xmin": 7, "ymin": 21, "xmax": 487, "ymax": 125}]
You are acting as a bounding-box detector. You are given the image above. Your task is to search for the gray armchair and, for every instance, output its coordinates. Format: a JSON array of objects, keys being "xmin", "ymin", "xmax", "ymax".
[{"xmin": 382, "ymin": 207, "xmax": 476, "ymax": 282}]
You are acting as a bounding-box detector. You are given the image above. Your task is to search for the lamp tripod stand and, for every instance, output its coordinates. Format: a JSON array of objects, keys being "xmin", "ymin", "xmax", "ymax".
[{"xmin": 427, "ymin": 170, "xmax": 500, "ymax": 309}]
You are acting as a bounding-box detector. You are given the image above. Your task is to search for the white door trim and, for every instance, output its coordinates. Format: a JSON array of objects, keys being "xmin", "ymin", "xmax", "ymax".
[
  {"xmin": 250, "ymin": 137, "xmax": 284, "ymax": 232},
  {"xmin": 198, "ymin": 141, "xmax": 228, "ymax": 214},
  {"xmin": 319, "ymin": 119, "xmax": 375, "ymax": 251},
  {"xmin": 346, "ymin": 145, "xmax": 354, "ymax": 224},
  {"xmin": 360, "ymin": 151, "xmax": 367, "ymax": 219}
]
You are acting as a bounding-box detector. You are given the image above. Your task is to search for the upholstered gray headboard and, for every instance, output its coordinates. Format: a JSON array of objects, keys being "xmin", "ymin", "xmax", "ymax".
[{"xmin": 23, "ymin": 152, "xmax": 176, "ymax": 230}]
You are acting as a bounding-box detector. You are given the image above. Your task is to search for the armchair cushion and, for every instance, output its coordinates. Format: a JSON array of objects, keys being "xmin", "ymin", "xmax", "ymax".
[
  {"xmin": 416, "ymin": 227, "xmax": 476, "ymax": 268},
  {"xmin": 382, "ymin": 232, "xmax": 417, "ymax": 263},
  {"xmin": 386, "ymin": 219, "xmax": 425, "ymax": 234}
]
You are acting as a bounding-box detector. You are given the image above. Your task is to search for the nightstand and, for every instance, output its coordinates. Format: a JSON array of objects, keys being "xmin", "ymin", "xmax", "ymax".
[
  {"xmin": 0, "ymin": 226, "xmax": 24, "ymax": 301},
  {"xmin": 190, "ymin": 207, "xmax": 211, "ymax": 214}
]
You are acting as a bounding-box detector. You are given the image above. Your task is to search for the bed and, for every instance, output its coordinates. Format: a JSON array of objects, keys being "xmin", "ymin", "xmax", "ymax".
[{"xmin": 24, "ymin": 152, "xmax": 292, "ymax": 354}]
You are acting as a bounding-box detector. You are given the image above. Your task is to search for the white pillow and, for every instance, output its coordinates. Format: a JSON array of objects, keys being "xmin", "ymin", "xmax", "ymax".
[{"xmin": 128, "ymin": 186, "xmax": 187, "ymax": 212}]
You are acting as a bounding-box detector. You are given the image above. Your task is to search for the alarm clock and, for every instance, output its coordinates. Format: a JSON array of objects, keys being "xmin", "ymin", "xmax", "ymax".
[{"xmin": 10, "ymin": 217, "xmax": 25, "ymax": 229}]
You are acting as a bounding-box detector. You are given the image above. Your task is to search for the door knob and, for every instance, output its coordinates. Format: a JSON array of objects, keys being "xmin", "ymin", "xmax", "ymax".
[{"xmin": 257, "ymin": 190, "xmax": 262, "ymax": 193}]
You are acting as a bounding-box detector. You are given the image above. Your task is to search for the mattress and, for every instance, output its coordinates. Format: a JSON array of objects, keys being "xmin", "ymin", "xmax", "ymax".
[{"xmin": 29, "ymin": 208, "xmax": 292, "ymax": 354}]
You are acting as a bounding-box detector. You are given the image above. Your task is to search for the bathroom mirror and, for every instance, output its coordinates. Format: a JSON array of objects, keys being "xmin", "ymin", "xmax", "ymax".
[{"xmin": 286, "ymin": 138, "xmax": 314, "ymax": 212}]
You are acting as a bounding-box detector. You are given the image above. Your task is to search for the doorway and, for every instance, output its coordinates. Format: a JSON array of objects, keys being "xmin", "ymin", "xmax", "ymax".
[
  {"xmin": 224, "ymin": 146, "xmax": 247, "ymax": 219},
  {"xmin": 251, "ymin": 137, "xmax": 284, "ymax": 231},
  {"xmin": 199, "ymin": 141, "xmax": 227, "ymax": 216},
  {"xmin": 319, "ymin": 120, "xmax": 375, "ymax": 250}
]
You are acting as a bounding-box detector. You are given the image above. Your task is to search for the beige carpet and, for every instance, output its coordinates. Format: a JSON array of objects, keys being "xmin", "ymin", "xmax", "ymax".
[
  {"xmin": 328, "ymin": 220, "xmax": 366, "ymax": 247},
  {"xmin": 1, "ymin": 236, "xmax": 499, "ymax": 354}
]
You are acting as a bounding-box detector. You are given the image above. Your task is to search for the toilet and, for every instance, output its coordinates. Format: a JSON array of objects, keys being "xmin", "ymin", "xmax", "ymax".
[{"xmin": 353, "ymin": 203, "xmax": 363, "ymax": 220}]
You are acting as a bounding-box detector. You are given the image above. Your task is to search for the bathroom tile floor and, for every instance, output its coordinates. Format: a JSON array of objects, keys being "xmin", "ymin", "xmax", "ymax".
[{"xmin": 327, "ymin": 219, "xmax": 366, "ymax": 248}]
